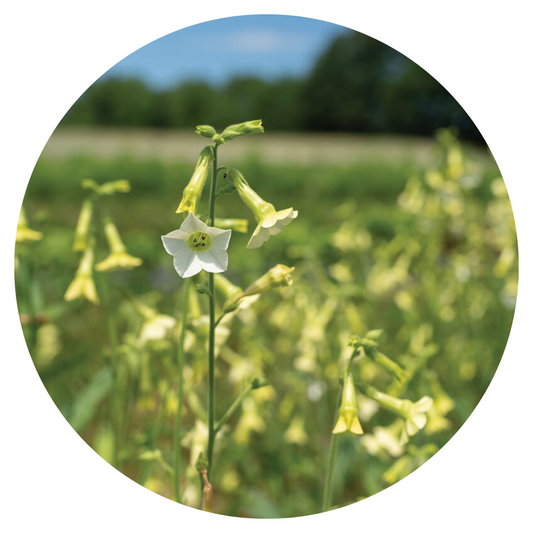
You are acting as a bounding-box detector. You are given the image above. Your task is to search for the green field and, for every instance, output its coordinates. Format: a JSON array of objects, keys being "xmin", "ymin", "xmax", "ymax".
[{"xmin": 16, "ymin": 127, "xmax": 515, "ymax": 517}]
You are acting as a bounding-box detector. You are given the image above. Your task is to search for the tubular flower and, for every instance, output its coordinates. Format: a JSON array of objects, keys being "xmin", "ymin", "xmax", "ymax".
[
  {"xmin": 357, "ymin": 383, "xmax": 433, "ymax": 444},
  {"xmin": 16, "ymin": 207, "xmax": 43, "ymax": 243},
  {"xmin": 333, "ymin": 373, "xmax": 364, "ymax": 436},
  {"xmin": 162, "ymin": 212, "xmax": 231, "ymax": 278},
  {"xmin": 72, "ymin": 199, "xmax": 93, "ymax": 251},
  {"xmin": 64, "ymin": 240, "xmax": 99, "ymax": 304},
  {"xmin": 95, "ymin": 216, "xmax": 142, "ymax": 272},
  {"xmin": 176, "ymin": 146, "xmax": 214, "ymax": 216},
  {"xmin": 135, "ymin": 301, "xmax": 176, "ymax": 346},
  {"xmin": 242, "ymin": 264, "xmax": 294, "ymax": 297},
  {"xmin": 220, "ymin": 120, "xmax": 264, "ymax": 143},
  {"xmin": 225, "ymin": 168, "xmax": 298, "ymax": 249}
]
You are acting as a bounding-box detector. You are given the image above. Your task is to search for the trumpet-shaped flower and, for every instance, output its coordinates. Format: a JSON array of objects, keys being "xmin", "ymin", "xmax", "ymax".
[
  {"xmin": 64, "ymin": 241, "xmax": 99, "ymax": 304},
  {"xmin": 176, "ymin": 146, "xmax": 214, "ymax": 215},
  {"xmin": 72, "ymin": 199, "xmax": 93, "ymax": 251},
  {"xmin": 162, "ymin": 212, "xmax": 231, "ymax": 278},
  {"xmin": 95, "ymin": 217, "xmax": 142, "ymax": 272},
  {"xmin": 16, "ymin": 207, "xmax": 43, "ymax": 243},
  {"xmin": 333, "ymin": 373, "xmax": 364, "ymax": 436},
  {"xmin": 225, "ymin": 168, "xmax": 298, "ymax": 249},
  {"xmin": 223, "ymin": 264, "xmax": 294, "ymax": 312},
  {"xmin": 135, "ymin": 301, "xmax": 177, "ymax": 346},
  {"xmin": 357, "ymin": 383, "xmax": 433, "ymax": 444}
]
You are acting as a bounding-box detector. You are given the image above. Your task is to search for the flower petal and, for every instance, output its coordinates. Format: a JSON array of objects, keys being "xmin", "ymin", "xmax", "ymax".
[
  {"xmin": 162, "ymin": 231, "xmax": 188, "ymax": 256},
  {"xmin": 247, "ymin": 225, "xmax": 271, "ymax": 249},
  {"xmin": 180, "ymin": 212, "xmax": 209, "ymax": 234},
  {"xmin": 209, "ymin": 228, "xmax": 232, "ymax": 251},
  {"xmin": 199, "ymin": 250, "xmax": 227, "ymax": 273},
  {"xmin": 333, "ymin": 417, "xmax": 348, "ymax": 434},
  {"xmin": 172, "ymin": 249, "xmax": 195, "ymax": 277}
]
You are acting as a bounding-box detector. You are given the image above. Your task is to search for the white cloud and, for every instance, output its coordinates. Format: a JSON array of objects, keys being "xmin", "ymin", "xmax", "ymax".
[{"xmin": 223, "ymin": 30, "xmax": 313, "ymax": 53}]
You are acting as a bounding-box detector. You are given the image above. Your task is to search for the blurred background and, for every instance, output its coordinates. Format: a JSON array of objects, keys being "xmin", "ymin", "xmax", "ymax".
[{"xmin": 16, "ymin": 15, "xmax": 516, "ymax": 518}]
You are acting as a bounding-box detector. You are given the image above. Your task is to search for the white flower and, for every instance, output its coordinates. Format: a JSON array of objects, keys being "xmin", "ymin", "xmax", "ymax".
[
  {"xmin": 224, "ymin": 168, "xmax": 298, "ymax": 249},
  {"xmin": 248, "ymin": 207, "xmax": 298, "ymax": 249},
  {"xmin": 161, "ymin": 213, "xmax": 231, "ymax": 278}
]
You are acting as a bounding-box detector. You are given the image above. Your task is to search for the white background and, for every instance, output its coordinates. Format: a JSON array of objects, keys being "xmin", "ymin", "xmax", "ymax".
[{"xmin": 1, "ymin": 1, "xmax": 532, "ymax": 531}]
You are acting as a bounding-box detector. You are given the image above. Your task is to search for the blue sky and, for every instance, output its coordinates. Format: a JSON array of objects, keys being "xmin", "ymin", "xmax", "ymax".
[{"xmin": 100, "ymin": 15, "xmax": 349, "ymax": 89}]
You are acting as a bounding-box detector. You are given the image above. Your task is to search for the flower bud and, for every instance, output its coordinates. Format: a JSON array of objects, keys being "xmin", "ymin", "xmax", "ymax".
[
  {"xmin": 195, "ymin": 124, "xmax": 217, "ymax": 139},
  {"xmin": 176, "ymin": 146, "xmax": 214, "ymax": 216},
  {"xmin": 251, "ymin": 377, "xmax": 269, "ymax": 390},
  {"xmin": 220, "ymin": 120, "xmax": 264, "ymax": 142},
  {"xmin": 73, "ymin": 199, "xmax": 93, "ymax": 252},
  {"xmin": 241, "ymin": 264, "xmax": 295, "ymax": 298},
  {"xmin": 333, "ymin": 373, "xmax": 363, "ymax": 436}
]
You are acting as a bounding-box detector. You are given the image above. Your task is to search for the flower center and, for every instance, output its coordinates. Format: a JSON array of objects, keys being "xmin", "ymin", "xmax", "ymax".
[{"xmin": 187, "ymin": 231, "xmax": 212, "ymax": 252}]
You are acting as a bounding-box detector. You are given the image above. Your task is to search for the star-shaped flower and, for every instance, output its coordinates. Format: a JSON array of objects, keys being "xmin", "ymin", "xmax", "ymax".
[{"xmin": 161, "ymin": 213, "xmax": 231, "ymax": 278}]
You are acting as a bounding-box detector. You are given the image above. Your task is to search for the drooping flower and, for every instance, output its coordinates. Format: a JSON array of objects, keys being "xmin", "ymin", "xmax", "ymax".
[
  {"xmin": 333, "ymin": 373, "xmax": 364, "ymax": 436},
  {"xmin": 223, "ymin": 264, "xmax": 294, "ymax": 312},
  {"xmin": 16, "ymin": 207, "xmax": 43, "ymax": 243},
  {"xmin": 176, "ymin": 146, "xmax": 214, "ymax": 216},
  {"xmin": 95, "ymin": 216, "xmax": 142, "ymax": 272},
  {"xmin": 64, "ymin": 240, "xmax": 99, "ymax": 304},
  {"xmin": 162, "ymin": 212, "xmax": 231, "ymax": 278},
  {"xmin": 224, "ymin": 168, "xmax": 298, "ymax": 249},
  {"xmin": 72, "ymin": 199, "xmax": 93, "ymax": 252},
  {"xmin": 135, "ymin": 301, "xmax": 177, "ymax": 346},
  {"xmin": 357, "ymin": 383, "xmax": 432, "ymax": 444}
]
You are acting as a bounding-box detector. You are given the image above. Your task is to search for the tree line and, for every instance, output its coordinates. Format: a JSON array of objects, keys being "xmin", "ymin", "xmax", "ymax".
[{"xmin": 62, "ymin": 31, "xmax": 482, "ymax": 143}]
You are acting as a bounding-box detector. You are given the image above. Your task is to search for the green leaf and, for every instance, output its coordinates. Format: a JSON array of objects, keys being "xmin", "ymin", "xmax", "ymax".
[{"xmin": 67, "ymin": 367, "xmax": 113, "ymax": 432}]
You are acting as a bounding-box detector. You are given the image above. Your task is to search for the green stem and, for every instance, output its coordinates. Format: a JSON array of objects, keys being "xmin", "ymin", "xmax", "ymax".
[
  {"xmin": 100, "ymin": 272, "xmax": 121, "ymax": 470},
  {"xmin": 322, "ymin": 386, "xmax": 342, "ymax": 513},
  {"xmin": 214, "ymin": 385, "xmax": 252, "ymax": 435},
  {"xmin": 174, "ymin": 278, "xmax": 190, "ymax": 503},
  {"xmin": 206, "ymin": 144, "xmax": 219, "ymax": 479},
  {"xmin": 214, "ymin": 312, "xmax": 227, "ymax": 329}
]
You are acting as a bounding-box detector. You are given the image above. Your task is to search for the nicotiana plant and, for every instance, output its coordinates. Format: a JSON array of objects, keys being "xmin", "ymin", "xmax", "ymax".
[
  {"xmin": 322, "ymin": 329, "xmax": 433, "ymax": 512},
  {"xmin": 161, "ymin": 120, "xmax": 298, "ymax": 511}
]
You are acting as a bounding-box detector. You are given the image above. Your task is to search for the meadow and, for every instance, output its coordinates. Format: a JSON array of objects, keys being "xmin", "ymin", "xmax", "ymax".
[{"xmin": 16, "ymin": 127, "xmax": 515, "ymax": 517}]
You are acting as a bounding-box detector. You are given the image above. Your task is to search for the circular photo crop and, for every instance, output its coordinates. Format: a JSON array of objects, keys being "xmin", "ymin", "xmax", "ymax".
[{"xmin": 15, "ymin": 14, "xmax": 517, "ymax": 518}]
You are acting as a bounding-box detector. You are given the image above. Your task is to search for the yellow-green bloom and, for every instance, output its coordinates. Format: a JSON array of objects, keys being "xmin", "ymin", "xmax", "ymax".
[
  {"xmin": 72, "ymin": 199, "xmax": 93, "ymax": 252},
  {"xmin": 176, "ymin": 146, "xmax": 214, "ymax": 216},
  {"xmin": 220, "ymin": 120, "xmax": 264, "ymax": 143},
  {"xmin": 16, "ymin": 207, "xmax": 43, "ymax": 243},
  {"xmin": 64, "ymin": 241, "xmax": 99, "ymax": 304},
  {"xmin": 225, "ymin": 168, "xmax": 298, "ymax": 249},
  {"xmin": 358, "ymin": 383, "xmax": 432, "ymax": 444},
  {"xmin": 135, "ymin": 301, "xmax": 176, "ymax": 346},
  {"xmin": 95, "ymin": 217, "xmax": 142, "ymax": 272},
  {"xmin": 333, "ymin": 373, "xmax": 364, "ymax": 436}
]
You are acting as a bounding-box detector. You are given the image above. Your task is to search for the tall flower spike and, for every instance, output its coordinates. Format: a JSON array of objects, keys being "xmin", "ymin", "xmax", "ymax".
[
  {"xmin": 176, "ymin": 146, "xmax": 214, "ymax": 216},
  {"xmin": 225, "ymin": 168, "xmax": 298, "ymax": 249},
  {"xmin": 73, "ymin": 199, "xmax": 93, "ymax": 252},
  {"xmin": 95, "ymin": 216, "xmax": 142, "ymax": 272},
  {"xmin": 333, "ymin": 373, "xmax": 364, "ymax": 436},
  {"xmin": 162, "ymin": 212, "xmax": 231, "ymax": 278},
  {"xmin": 357, "ymin": 383, "xmax": 432, "ymax": 444},
  {"xmin": 64, "ymin": 239, "xmax": 99, "ymax": 304},
  {"xmin": 16, "ymin": 206, "xmax": 43, "ymax": 243}
]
